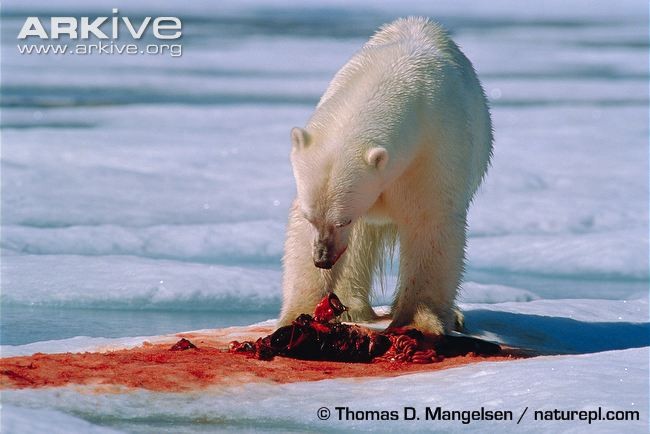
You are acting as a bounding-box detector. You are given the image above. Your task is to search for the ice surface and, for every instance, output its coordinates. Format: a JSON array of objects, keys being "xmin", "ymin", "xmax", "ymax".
[
  {"xmin": 3, "ymin": 296, "xmax": 647, "ymax": 357},
  {"xmin": 2, "ymin": 347, "xmax": 647, "ymax": 433},
  {"xmin": 3, "ymin": 298, "xmax": 648, "ymax": 432},
  {"xmin": 1, "ymin": 254, "xmax": 282, "ymax": 311},
  {"xmin": 1, "ymin": 0, "xmax": 648, "ymax": 432},
  {"xmin": 1, "ymin": 334, "xmax": 159, "ymax": 358},
  {"xmin": 1, "ymin": 405, "xmax": 123, "ymax": 434},
  {"xmin": 461, "ymin": 297, "xmax": 649, "ymax": 354}
]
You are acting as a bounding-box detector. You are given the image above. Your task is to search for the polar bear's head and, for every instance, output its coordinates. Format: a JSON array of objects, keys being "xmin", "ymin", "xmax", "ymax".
[{"xmin": 290, "ymin": 127, "xmax": 389, "ymax": 269}]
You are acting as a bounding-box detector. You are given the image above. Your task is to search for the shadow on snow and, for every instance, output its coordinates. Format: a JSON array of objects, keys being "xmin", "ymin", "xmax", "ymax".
[{"xmin": 466, "ymin": 310, "xmax": 650, "ymax": 355}]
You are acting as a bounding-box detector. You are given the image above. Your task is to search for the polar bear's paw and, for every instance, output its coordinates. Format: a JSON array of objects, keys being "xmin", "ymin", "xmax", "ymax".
[
  {"xmin": 452, "ymin": 306, "xmax": 465, "ymax": 332},
  {"xmin": 388, "ymin": 305, "xmax": 449, "ymax": 337},
  {"xmin": 339, "ymin": 300, "xmax": 379, "ymax": 323}
]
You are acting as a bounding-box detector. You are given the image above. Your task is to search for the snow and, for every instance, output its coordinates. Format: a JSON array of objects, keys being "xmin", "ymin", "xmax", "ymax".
[
  {"xmin": 462, "ymin": 298, "xmax": 648, "ymax": 354},
  {"xmin": 1, "ymin": 254, "xmax": 282, "ymax": 310},
  {"xmin": 1, "ymin": 335, "xmax": 164, "ymax": 359},
  {"xmin": 1, "ymin": 406, "xmax": 123, "ymax": 434},
  {"xmin": 1, "ymin": 0, "xmax": 648, "ymax": 432},
  {"xmin": 2, "ymin": 347, "xmax": 647, "ymax": 433}
]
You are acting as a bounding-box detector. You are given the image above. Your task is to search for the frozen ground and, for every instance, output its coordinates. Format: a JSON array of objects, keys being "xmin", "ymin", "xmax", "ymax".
[
  {"xmin": 2, "ymin": 297, "xmax": 648, "ymax": 433},
  {"xmin": 1, "ymin": 0, "xmax": 648, "ymax": 432},
  {"xmin": 3, "ymin": 349, "xmax": 647, "ymax": 433}
]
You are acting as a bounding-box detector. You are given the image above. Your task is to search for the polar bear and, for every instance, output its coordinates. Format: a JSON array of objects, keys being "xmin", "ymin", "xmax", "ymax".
[{"xmin": 279, "ymin": 17, "xmax": 493, "ymax": 335}]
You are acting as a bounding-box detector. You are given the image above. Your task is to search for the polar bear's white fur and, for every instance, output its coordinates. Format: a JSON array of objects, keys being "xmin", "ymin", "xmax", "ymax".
[{"xmin": 279, "ymin": 17, "xmax": 493, "ymax": 335}]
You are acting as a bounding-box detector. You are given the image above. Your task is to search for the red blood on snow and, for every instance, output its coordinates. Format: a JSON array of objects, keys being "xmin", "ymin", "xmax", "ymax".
[{"xmin": 0, "ymin": 294, "xmax": 521, "ymax": 392}]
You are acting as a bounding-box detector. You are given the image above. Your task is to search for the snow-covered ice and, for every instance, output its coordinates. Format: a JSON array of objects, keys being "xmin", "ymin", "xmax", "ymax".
[
  {"xmin": 2, "ymin": 333, "xmax": 648, "ymax": 433},
  {"xmin": 1, "ymin": 0, "xmax": 648, "ymax": 432}
]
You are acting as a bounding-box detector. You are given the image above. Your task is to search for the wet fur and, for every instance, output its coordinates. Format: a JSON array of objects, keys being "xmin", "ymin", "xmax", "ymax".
[{"xmin": 279, "ymin": 17, "xmax": 492, "ymax": 335}]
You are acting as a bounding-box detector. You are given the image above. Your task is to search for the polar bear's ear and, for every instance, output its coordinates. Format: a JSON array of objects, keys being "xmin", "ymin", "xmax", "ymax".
[
  {"xmin": 291, "ymin": 127, "xmax": 311, "ymax": 151},
  {"xmin": 366, "ymin": 147, "xmax": 389, "ymax": 170}
]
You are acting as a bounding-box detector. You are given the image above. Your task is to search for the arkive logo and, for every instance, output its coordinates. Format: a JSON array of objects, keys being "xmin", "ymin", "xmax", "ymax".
[
  {"xmin": 17, "ymin": 9, "xmax": 182, "ymax": 40},
  {"xmin": 16, "ymin": 9, "xmax": 183, "ymax": 57}
]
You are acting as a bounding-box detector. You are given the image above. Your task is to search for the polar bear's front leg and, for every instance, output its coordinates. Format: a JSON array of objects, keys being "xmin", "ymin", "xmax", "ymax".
[
  {"xmin": 390, "ymin": 214, "xmax": 467, "ymax": 336},
  {"xmin": 333, "ymin": 222, "xmax": 390, "ymax": 323},
  {"xmin": 279, "ymin": 200, "xmax": 340, "ymax": 325}
]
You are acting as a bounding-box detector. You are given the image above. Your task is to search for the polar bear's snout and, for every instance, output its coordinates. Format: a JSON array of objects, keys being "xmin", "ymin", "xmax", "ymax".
[
  {"xmin": 313, "ymin": 243, "xmax": 347, "ymax": 269},
  {"xmin": 313, "ymin": 233, "xmax": 337, "ymax": 269},
  {"xmin": 313, "ymin": 242, "xmax": 334, "ymax": 269},
  {"xmin": 312, "ymin": 227, "xmax": 348, "ymax": 269}
]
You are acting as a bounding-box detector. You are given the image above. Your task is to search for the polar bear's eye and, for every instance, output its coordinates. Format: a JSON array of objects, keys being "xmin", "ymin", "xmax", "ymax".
[{"xmin": 335, "ymin": 219, "xmax": 352, "ymax": 228}]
